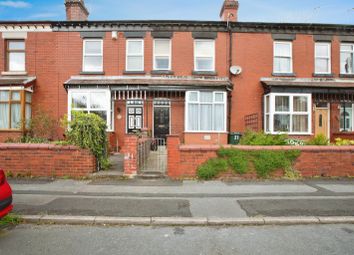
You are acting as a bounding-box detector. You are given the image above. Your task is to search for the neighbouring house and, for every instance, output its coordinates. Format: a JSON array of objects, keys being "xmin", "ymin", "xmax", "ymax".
[{"xmin": 0, "ymin": 0, "xmax": 354, "ymax": 152}]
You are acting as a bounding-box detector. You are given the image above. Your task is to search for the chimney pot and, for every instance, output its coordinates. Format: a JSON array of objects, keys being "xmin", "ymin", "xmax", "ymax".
[{"xmin": 65, "ymin": 0, "xmax": 89, "ymax": 21}]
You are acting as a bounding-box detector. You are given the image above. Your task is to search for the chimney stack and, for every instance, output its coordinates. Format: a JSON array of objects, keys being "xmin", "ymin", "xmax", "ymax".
[
  {"xmin": 220, "ymin": 0, "xmax": 239, "ymax": 22},
  {"xmin": 65, "ymin": 0, "xmax": 89, "ymax": 21}
]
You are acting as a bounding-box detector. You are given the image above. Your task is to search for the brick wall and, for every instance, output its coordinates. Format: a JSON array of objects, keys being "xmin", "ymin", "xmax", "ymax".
[
  {"xmin": 0, "ymin": 144, "xmax": 96, "ymax": 177},
  {"xmin": 167, "ymin": 136, "xmax": 354, "ymax": 179},
  {"xmin": 122, "ymin": 135, "xmax": 139, "ymax": 176}
]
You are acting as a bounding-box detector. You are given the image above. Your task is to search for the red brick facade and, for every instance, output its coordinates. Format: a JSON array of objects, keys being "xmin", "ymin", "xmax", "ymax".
[{"xmin": 0, "ymin": 144, "xmax": 96, "ymax": 177}]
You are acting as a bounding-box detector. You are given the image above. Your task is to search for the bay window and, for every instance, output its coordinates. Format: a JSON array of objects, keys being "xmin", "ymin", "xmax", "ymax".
[
  {"xmin": 340, "ymin": 103, "xmax": 353, "ymax": 131},
  {"xmin": 194, "ymin": 40, "xmax": 215, "ymax": 72},
  {"xmin": 273, "ymin": 41, "xmax": 292, "ymax": 74},
  {"xmin": 315, "ymin": 43, "xmax": 331, "ymax": 74},
  {"xmin": 185, "ymin": 91, "xmax": 226, "ymax": 132},
  {"xmin": 68, "ymin": 90, "xmax": 112, "ymax": 131},
  {"xmin": 6, "ymin": 40, "xmax": 25, "ymax": 72},
  {"xmin": 126, "ymin": 39, "xmax": 144, "ymax": 71},
  {"xmin": 340, "ymin": 44, "xmax": 354, "ymax": 74},
  {"xmin": 153, "ymin": 39, "xmax": 171, "ymax": 70},
  {"xmin": 83, "ymin": 39, "xmax": 103, "ymax": 72},
  {"xmin": 264, "ymin": 93, "xmax": 311, "ymax": 134},
  {"xmin": 0, "ymin": 90, "xmax": 32, "ymax": 130}
]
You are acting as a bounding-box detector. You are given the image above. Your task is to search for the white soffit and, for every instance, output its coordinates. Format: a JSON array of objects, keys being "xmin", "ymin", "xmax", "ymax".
[
  {"xmin": 0, "ymin": 25, "xmax": 52, "ymax": 33},
  {"xmin": 2, "ymin": 31, "xmax": 27, "ymax": 39}
]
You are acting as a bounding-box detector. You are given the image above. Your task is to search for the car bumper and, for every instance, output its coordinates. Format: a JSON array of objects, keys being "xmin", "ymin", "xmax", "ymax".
[{"xmin": 0, "ymin": 196, "xmax": 13, "ymax": 219}]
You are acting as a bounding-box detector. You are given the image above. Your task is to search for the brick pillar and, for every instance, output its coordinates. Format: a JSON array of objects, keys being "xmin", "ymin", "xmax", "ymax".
[
  {"xmin": 123, "ymin": 135, "xmax": 139, "ymax": 177},
  {"xmin": 167, "ymin": 135, "xmax": 181, "ymax": 179}
]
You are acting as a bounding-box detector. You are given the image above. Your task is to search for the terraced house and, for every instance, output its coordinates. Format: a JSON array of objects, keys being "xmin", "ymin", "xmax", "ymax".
[{"xmin": 0, "ymin": 0, "xmax": 354, "ymax": 152}]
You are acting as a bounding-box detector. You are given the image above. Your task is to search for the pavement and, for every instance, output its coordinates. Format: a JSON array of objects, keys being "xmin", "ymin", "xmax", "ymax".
[{"xmin": 8, "ymin": 178, "xmax": 354, "ymax": 226}]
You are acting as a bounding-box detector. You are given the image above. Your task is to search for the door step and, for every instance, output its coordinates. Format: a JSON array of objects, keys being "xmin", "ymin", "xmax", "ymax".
[{"xmin": 138, "ymin": 171, "xmax": 166, "ymax": 180}]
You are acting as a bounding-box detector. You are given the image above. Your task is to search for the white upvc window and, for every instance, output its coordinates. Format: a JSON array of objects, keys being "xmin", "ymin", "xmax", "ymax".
[
  {"xmin": 194, "ymin": 40, "xmax": 215, "ymax": 72},
  {"xmin": 83, "ymin": 39, "xmax": 103, "ymax": 72},
  {"xmin": 264, "ymin": 93, "xmax": 312, "ymax": 135},
  {"xmin": 185, "ymin": 91, "xmax": 227, "ymax": 132},
  {"xmin": 126, "ymin": 39, "xmax": 144, "ymax": 71},
  {"xmin": 68, "ymin": 89, "xmax": 112, "ymax": 131},
  {"xmin": 340, "ymin": 44, "xmax": 354, "ymax": 74},
  {"xmin": 340, "ymin": 103, "xmax": 353, "ymax": 131},
  {"xmin": 153, "ymin": 39, "xmax": 171, "ymax": 70},
  {"xmin": 315, "ymin": 43, "xmax": 331, "ymax": 74},
  {"xmin": 7, "ymin": 40, "xmax": 26, "ymax": 72},
  {"xmin": 273, "ymin": 41, "xmax": 293, "ymax": 74}
]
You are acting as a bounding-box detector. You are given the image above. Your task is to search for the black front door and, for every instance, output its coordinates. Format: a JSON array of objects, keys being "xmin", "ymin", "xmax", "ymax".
[
  {"xmin": 154, "ymin": 107, "xmax": 170, "ymax": 141},
  {"xmin": 127, "ymin": 106, "xmax": 143, "ymax": 133}
]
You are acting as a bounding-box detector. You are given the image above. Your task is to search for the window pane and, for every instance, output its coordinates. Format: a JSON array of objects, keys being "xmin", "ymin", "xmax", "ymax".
[
  {"xmin": 25, "ymin": 103, "xmax": 31, "ymax": 128},
  {"xmin": 275, "ymin": 96, "xmax": 289, "ymax": 112},
  {"xmin": 265, "ymin": 114, "xmax": 270, "ymax": 132},
  {"xmin": 195, "ymin": 41, "xmax": 213, "ymax": 56},
  {"xmin": 340, "ymin": 103, "xmax": 353, "ymax": 131},
  {"xmin": 215, "ymin": 93, "xmax": 224, "ymax": 102},
  {"xmin": 293, "ymin": 96, "xmax": 308, "ymax": 112},
  {"xmin": 196, "ymin": 58, "xmax": 213, "ymax": 71},
  {"xmin": 188, "ymin": 103, "xmax": 199, "ymax": 131},
  {"xmin": 265, "ymin": 96, "xmax": 270, "ymax": 113},
  {"xmin": 315, "ymin": 58, "xmax": 329, "ymax": 73},
  {"xmin": 340, "ymin": 52, "xmax": 353, "ymax": 74},
  {"xmin": 200, "ymin": 104, "xmax": 212, "ymax": 131},
  {"xmin": 11, "ymin": 103, "xmax": 21, "ymax": 129},
  {"xmin": 155, "ymin": 57, "xmax": 169, "ymax": 69},
  {"xmin": 316, "ymin": 44, "xmax": 329, "ymax": 57},
  {"xmin": 274, "ymin": 114, "xmax": 290, "ymax": 132},
  {"xmin": 155, "ymin": 40, "xmax": 170, "ymax": 55},
  {"xmin": 188, "ymin": 92, "xmax": 198, "ymax": 102},
  {"xmin": 11, "ymin": 91, "xmax": 20, "ymax": 101},
  {"xmin": 85, "ymin": 41, "xmax": 102, "ymax": 55},
  {"xmin": 9, "ymin": 41, "xmax": 25, "ymax": 50},
  {"xmin": 90, "ymin": 92, "xmax": 106, "ymax": 109},
  {"xmin": 274, "ymin": 43, "xmax": 291, "ymax": 56},
  {"xmin": 214, "ymin": 104, "xmax": 225, "ymax": 131},
  {"xmin": 9, "ymin": 52, "xmax": 25, "ymax": 71},
  {"xmin": 274, "ymin": 57, "xmax": 291, "ymax": 73},
  {"xmin": 91, "ymin": 111, "xmax": 107, "ymax": 124},
  {"xmin": 292, "ymin": 115, "xmax": 308, "ymax": 133},
  {"xmin": 26, "ymin": 92, "xmax": 32, "ymax": 103},
  {"xmin": 127, "ymin": 56, "xmax": 143, "ymax": 71},
  {"xmin": 72, "ymin": 93, "xmax": 87, "ymax": 109},
  {"xmin": 341, "ymin": 45, "xmax": 352, "ymax": 52},
  {"xmin": 0, "ymin": 103, "xmax": 9, "ymax": 129},
  {"xmin": 200, "ymin": 92, "xmax": 213, "ymax": 103},
  {"xmin": 128, "ymin": 41, "xmax": 143, "ymax": 54},
  {"xmin": 0, "ymin": 91, "xmax": 9, "ymax": 101},
  {"xmin": 84, "ymin": 56, "xmax": 102, "ymax": 72}
]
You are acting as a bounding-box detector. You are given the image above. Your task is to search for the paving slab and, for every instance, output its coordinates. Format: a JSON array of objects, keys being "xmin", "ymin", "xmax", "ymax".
[{"xmin": 316, "ymin": 184, "xmax": 354, "ymax": 193}]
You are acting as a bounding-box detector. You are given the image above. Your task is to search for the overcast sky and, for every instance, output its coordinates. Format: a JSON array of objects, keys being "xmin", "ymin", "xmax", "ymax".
[{"xmin": 0, "ymin": 0, "xmax": 353, "ymax": 24}]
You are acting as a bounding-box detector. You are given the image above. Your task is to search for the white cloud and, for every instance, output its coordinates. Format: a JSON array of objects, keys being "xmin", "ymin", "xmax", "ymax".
[{"xmin": 0, "ymin": 1, "xmax": 31, "ymax": 8}]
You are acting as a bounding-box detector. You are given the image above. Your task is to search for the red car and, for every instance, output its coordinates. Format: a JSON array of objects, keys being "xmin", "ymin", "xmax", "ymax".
[{"xmin": 0, "ymin": 169, "xmax": 13, "ymax": 219}]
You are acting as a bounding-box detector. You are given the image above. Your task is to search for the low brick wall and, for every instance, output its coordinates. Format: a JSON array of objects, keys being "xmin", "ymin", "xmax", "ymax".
[
  {"xmin": 167, "ymin": 136, "xmax": 354, "ymax": 179},
  {"xmin": 0, "ymin": 144, "xmax": 96, "ymax": 178}
]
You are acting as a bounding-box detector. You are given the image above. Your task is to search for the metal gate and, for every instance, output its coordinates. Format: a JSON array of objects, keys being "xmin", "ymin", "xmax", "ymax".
[{"xmin": 138, "ymin": 138, "xmax": 167, "ymax": 174}]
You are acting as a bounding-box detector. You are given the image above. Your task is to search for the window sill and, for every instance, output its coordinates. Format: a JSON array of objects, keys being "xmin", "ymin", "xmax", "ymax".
[
  {"xmin": 184, "ymin": 131, "xmax": 228, "ymax": 134},
  {"xmin": 123, "ymin": 71, "xmax": 146, "ymax": 75},
  {"xmin": 339, "ymin": 74, "xmax": 354, "ymax": 78},
  {"xmin": 192, "ymin": 71, "xmax": 217, "ymax": 76},
  {"xmin": 0, "ymin": 129, "xmax": 23, "ymax": 132},
  {"xmin": 272, "ymin": 73, "xmax": 296, "ymax": 77},
  {"xmin": 80, "ymin": 71, "xmax": 105, "ymax": 75},
  {"xmin": 1, "ymin": 71, "xmax": 28, "ymax": 76},
  {"xmin": 313, "ymin": 73, "xmax": 334, "ymax": 78},
  {"xmin": 151, "ymin": 70, "xmax": 174, "ymax": 75}
]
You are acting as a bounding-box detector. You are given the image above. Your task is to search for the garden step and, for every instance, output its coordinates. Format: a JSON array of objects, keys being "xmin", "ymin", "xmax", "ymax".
[{"xmin": 138, "ymin": 171, "xmax": 167, "ymax": 180}]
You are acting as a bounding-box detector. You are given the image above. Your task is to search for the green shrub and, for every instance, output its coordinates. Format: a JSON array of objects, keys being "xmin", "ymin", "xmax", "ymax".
[
  {"xmin": 218, "ymin": 149, "xmax": 249, "ymax": 174},
  {"xmin": 335, "ymin": 138, "xmax": 354, "ymax": 146},
  {"xmin": 65, "ymin": 111, "xmax": 109, "ymax": 170},
  {"xmin": 26, "ymin": 108, "xmax": 58, "ymax": 140},
  {"xmin": 239, "ymin": 130, "xmax": 288, "ymax": 146},
  {"xmin": 306, "ymin": 134, "xmax": 329, "ymax": 145},
  {"xmin": 197, "ymin": 158, "xmax": 228, "ymax": 180}
]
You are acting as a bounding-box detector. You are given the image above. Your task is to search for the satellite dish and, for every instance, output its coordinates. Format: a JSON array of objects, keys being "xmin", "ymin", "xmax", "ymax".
[{"xmin": 230, "ymin": 66, "xmax": 242, "ymax": 75}]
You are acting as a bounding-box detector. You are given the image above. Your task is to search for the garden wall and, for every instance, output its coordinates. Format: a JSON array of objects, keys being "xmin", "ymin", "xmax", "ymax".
[
  {"xmin": 167, "ymin": 135, "xmax": 354, "ymax": 179},
  {"xmin": 0, "ymin": 144, "xmax": 96, "ymax": 177}
]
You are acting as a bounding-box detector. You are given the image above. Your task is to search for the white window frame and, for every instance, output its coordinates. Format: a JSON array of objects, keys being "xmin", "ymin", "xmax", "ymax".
[
  {"xmin": 126, "ymin": 39, "xmax": 144, "ymax": 72},
  {"xmin": 194, "ymin": 40, "xmax": 215, "ymax": 72},
  {"xmin": 82, "ymin": 39, "xmax": 103, "ymax": 72},
  {"xmin": 315, "ymin": 42, "xmax": 331, "ymax": 74},
  {"xmin": 185, "ymin": 91, "xmax": 227, "ymax": 133},
  {"xmin": 68, "ymin": 89, "xmax": 112, "ymax": 131},
  {"xmin": 340, "ymin": 43, "xmax": 354, "ymax": 74},
  {"xmin": 153, "ymin": 39, "xmax": 172, "ymax": 71},
  {"xmin": 340, "ymin": 103, "xmax": 354, "ymax": 132},
  {"xmin": 273, "ymin": 41, "xmax": 293, "ymax": 74},
  {"xmin": 264, "ymin": 93, "xmax": 312, "ymax": 135}
]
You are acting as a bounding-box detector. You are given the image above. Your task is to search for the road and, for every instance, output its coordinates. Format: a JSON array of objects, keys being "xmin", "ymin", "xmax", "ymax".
[{"xmin": 1, "ymin": 224, "xmax": 354, "ymax": 255}]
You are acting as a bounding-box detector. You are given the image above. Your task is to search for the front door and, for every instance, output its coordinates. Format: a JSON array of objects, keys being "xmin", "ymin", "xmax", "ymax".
[
  {"xmin": 315, "ymin": 105, "xmax": 329, "ymax": 139},
  {"xmin": 154, "ymin": 106, "xmax": 170, "ymax": 142},
  {"xmin": 127, "ymin": 106, "xmax": 143, "ymax": 133}
]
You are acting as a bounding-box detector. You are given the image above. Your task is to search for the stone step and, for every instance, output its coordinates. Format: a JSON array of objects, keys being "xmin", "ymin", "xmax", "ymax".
[{"xmin": 138, "ymin": 171, "xmax": 167, "ymax": 180}]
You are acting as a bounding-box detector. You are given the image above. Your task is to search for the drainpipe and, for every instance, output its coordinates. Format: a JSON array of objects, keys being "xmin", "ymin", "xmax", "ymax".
[{"xmin": 226, "ymin": 14, "xmax": 234, "ymax": 134}]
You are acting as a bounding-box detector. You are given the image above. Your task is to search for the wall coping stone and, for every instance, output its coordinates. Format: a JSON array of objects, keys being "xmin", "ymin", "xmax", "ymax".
[{"xmin": 0, "ymin": 143, "xmax": 86, "ymax": 151}]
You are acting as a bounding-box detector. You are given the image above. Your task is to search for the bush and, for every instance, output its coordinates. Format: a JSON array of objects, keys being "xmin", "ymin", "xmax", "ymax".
[
  {"xmin": 218, "ymin": 148, "xmax": 248, "ymax": 174},
  {"xmin": 197, "ymin": 158, "xmax": 228, "ymax": 180},
  {"xmin": 239, "ymin": 130, "xmax": 288, "ymax": 146},
  {"xmin": 335, "ymin": 138, "xmax": 354, "ymax": 146},
  {"xmin": 65, "ymin": 111, "xmax": 109, "ymax": 170},
  {"xmin": 26, "ymin": 108, "xmax": 58, "ymax": 141},
  {"xmin": 306, "ymin": 134, "xmax": 329, "ymax": 145}
]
